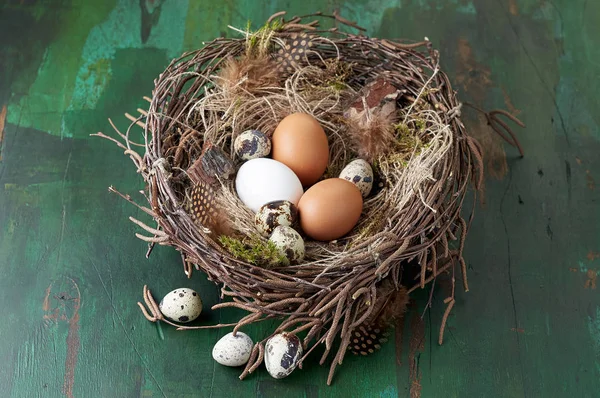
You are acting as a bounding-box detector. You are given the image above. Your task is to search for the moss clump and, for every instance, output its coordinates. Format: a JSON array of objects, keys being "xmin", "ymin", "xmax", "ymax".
[
  {"xmin": 323, "ymin": 60, "xmax": 352, "ymax": 91},
  {"xmin": 219, "ymin": 235, "xmax": 287, "ymax": 267},
  {"xmin": 328, "ymin": 80, "xmax": 347, "ymax": 91},
  {"xmin": 294, "ymin": 59, "xmax": 353, "ymax": 95},
  {"xmin": 385, "ymin": 153, "xmax": 409, "ymax": 167},
  {"xmin": 391, "ymin": 122, "xmax": 424, "ymax": 162},
  {"xmin": 414, "ymin": 119, "xmax": 426, "ymax": 132},
  {"xmin": 395, "ymin": 122, "xmax": 411, "ymax": 136},
  {"xmin": 246, "ymin": 18, "xmax": 284, "ymax": 55}
]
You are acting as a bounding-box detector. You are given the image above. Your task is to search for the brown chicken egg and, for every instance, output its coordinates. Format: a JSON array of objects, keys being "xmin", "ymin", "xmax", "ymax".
[
  {"xmin": 272, "ymin": 113, "xmax": 329, "ymax": 186},
  {"xmin": 298, "ymin": 178, "xmax": 363, "ymax": 241}
]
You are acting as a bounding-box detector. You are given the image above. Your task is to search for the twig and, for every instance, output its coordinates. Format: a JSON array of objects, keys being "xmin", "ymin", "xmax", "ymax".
[
  {"xmin": 464, "ymin": 102, "xmax": 525, "ymax": 157},
  {"xmin": 125, "ymin": 112, "xmax": 146, "ymax": 128},
  {"xmin": 438, "ymin": 299, "xmax": 455, "ymax": 345}
]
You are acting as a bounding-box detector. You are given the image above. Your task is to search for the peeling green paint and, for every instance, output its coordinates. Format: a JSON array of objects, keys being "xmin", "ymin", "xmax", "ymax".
[
  {"xmin": 6, "ymin": 0, "xmax": 118, "ymax": 136},
  {"xmin": 68, "ymin": 0, "xmax": 188, "ymax": 119}
]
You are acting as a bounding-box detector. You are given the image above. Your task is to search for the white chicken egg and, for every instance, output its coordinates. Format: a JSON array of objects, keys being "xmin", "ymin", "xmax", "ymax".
[{"xmin": 235, "ymin": 158, "xmax": 303, "ymax": 212}]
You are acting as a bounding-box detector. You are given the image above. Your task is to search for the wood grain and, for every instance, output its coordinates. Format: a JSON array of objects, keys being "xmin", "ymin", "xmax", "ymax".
[{"xmin": 0, "ymin": 0, "xmax": 599, "ymax": 396}]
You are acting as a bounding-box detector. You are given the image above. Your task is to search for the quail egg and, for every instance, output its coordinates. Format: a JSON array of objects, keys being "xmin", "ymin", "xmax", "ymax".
[
  {"xmin": 269, "ymin": 226, "xmax": 305, "ymax": 264},
  {"xmin": 212, "ymin": 332, "xmax": 254, "ymax": 367},
  {"xmin": 234, "ymin": 129, "xmax": 271, "ymax": 160},
  {"xmin": 159, "ymin": 288, "xmax": 202, "ymax": 323},
  {"xmin": 265, "ymin": 333, "xmax": 303, "ymax": 379},
  {"xmin": 255, "ymin": 200, "xmax": 298, "ymax": 236},
  {"xmin": 339, "ymin": 159, "xmax": 374, "ymax": 197}
]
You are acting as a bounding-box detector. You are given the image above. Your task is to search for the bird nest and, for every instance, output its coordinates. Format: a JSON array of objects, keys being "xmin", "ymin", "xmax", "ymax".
[{"xmin": 99, "ymin": 12, "xmax": 489, "ymax": 384}]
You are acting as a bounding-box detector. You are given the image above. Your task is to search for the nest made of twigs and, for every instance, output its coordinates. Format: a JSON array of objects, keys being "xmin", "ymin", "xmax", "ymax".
[{"xmin": 101, "ymin": 12, "xmax": 486, "ymax": 385}]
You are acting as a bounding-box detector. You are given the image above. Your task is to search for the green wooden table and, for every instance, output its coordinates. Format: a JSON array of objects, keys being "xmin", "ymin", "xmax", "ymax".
[{"xmin": 1, "ymin": 1, "xmax": 599, "ymax": 397}]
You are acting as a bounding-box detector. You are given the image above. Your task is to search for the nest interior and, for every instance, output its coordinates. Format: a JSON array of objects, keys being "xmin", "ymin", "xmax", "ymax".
[{"xmin": 103, "ymin": 12, "xmax": 484, "ymax": 385}]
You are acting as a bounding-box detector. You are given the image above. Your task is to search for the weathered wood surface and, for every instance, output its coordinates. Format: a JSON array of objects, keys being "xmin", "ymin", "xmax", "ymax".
[{"xmin": 0, "ymin": 0, "xmax": 599, "ymax": 396}]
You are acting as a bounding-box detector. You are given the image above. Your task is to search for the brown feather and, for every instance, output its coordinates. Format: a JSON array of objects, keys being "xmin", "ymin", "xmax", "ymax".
[
  {"xmin": 374, "ymin": 284, "xmax": 409, "ymax": 327},
  {"xmin": 344, "ymin": 79, "xmax": 401, "ymax": 162},
  {"xmin": 345, "ymin": 108, "xmax": 398, "ymax": 162},
  {"xmin": 185, "ymin": 182, "xmax": 234, "ymax": 237},
  {"xmin": 217, "ymin": 54, "xmax": 280, "ymax": 94},
  {"xmin": 367, "ymin": 279, "xmax": 409, "ymax": 327},
  {"xmin": 350, "ymin": 280, "xmax": 408, "ymax": 356}
]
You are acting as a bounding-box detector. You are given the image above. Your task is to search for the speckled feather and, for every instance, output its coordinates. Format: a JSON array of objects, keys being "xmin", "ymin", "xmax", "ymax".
[
  {"xmin": 349, "ymin": 283, "xmax": 409, "ymax": 356},
  {"xmin": 275, "ymin": 33, "xmax": 313, "ymax": 75},
  {"xmin": 186, "ymin": 182, "xmax": 216, "ymax": 227},
  {"xmin": 349, "ymin": 325, "xmax": 389, "ymax": 356}
]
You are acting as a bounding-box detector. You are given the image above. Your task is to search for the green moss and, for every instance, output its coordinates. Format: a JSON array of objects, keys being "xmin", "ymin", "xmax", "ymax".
[
  {"xmin": 246, "ymin": 18, "xmax": 284, "ymax": 54},
  {"xmin": 394, "ymin": 123, "xmax": 422, "ymax": 152},
  {"xmin": 328, "ymin": 81, "xmax": 347, "ymax": 91},
  {"xmin": 218, "ymin": 235, "xmax": 288, "ymax": 267},
  {"xmin": 414, "ymin": 119, "xmax": 426, "ymax": 132},
  {"xmin": 395, "ymin": 122, "xmax": 411, "ymax": 136},
  {"xmin": 323, "ymin": 60, "xmax": 352, "ymax": 91},
  {"xmin": 385, "ymin": 120, "xmax": 431, "ymax": 166},
  {"xmin": 385, "ymin": 153, "xmax": 410, "ymax": 166}
]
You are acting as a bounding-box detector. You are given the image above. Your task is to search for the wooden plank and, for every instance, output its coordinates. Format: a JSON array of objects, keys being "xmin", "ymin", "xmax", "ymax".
[{"xmin": 0, "ymin": 0, "xmax": 599, "ymax": 397}]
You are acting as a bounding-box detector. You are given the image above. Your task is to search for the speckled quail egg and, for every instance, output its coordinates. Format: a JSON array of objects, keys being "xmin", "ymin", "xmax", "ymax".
[
  {"xmin": 265, "ymin": 333, "xmax": 303, "ymax": 379},
  {"xmin": 212, "ymin": 332, "xmax": 254, "ymax": 367},
  {"xmin": 234, "ymin": 129, "xmax": 271, "ymax": 160},
  {"xmin": 269, "ymin": 226, "xmax": 305, "ymax": 264},
  {"xmin": 159, "ymin": 288, "xmax": 202, "ymax": 323},
  {"xmin": 339, "ymin": 159, "xmax": 374, "ymax": 197},
  {"xmin": 255, "ymin": 200, "xmax": 298, "ymax": 236}
]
